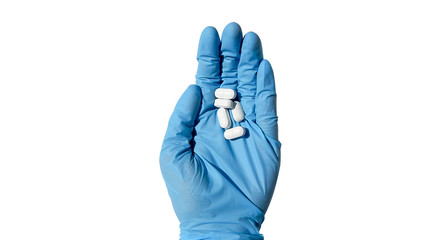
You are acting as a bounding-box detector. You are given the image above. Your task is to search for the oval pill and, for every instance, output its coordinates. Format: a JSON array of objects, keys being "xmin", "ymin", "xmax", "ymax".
[
  {"xmin": 224, "ymin": 126, "xmax": 246, "ymax": 140},
  {"xmin": 214, "ymin": 99, "xmax": 234, "ymax": 109},
  {"xmin": 217, "ymin": 108, "xmax": 231, "ymax": 129},
  {"xmin": 231, "ymin": 101, "xmax": 245, "ymax": 122},
  {"xmin": 215, "ymin": 88, "xmax": 236, "ymax": 100}
]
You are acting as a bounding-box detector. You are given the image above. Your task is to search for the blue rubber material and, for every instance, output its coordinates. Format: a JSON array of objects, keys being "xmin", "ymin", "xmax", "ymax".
[{"xmin": 160, "ymin": 22, "xmax": 281, "ymax": 240}]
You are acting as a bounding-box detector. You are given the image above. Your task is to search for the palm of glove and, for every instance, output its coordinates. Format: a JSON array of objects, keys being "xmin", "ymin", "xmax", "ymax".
[{"xmin": 161, "ymin": 23, "xmax": 280, "ymax": 239}]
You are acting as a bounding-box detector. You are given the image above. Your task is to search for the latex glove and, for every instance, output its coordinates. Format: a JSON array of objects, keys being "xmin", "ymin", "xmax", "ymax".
[{"xmin": 160, "ymin": 22, "xmax": 280, "ymax": 240}]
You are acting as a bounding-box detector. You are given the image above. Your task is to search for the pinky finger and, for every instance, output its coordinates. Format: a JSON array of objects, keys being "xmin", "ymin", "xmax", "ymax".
[{"xmin": 255, "ymin": 60, "xmax": 278, "ymax": 140}]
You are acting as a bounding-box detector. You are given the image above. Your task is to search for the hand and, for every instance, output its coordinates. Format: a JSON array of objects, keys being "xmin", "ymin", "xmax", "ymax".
[{"xmin": 160, "ymin": 22, "xmax": 280, "ymax": 240}]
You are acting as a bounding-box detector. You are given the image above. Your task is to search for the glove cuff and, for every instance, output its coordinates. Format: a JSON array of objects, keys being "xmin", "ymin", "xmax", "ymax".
[{"xmin": 180, "ymin": 231, "xmax": 263, "ymax": 240}]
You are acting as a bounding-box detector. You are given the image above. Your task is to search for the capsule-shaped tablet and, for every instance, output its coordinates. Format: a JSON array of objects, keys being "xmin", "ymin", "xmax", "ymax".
[
  {"xmin": 214, "ymin": 99, "xmax": 235, "ymax": 109},
  {"xmin": 231, "ymin": 101, "xmax": 245, "ymax": 122},
  {"xmin": 217, "ymin": 108, "xmax": 231, "ymax": 129},
  {"xmin": 224, "ymin": 126, "xmax": 246, "ymax": 140},
  {"xmin": 215, "ymin": 88, "xmax": 236, "ymax": 100}
]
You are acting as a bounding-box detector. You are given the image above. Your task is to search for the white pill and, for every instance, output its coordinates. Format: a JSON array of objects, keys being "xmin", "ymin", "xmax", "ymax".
[
  {"xmin": 224, "ymin": 126, "xmax": 246, "ymax": 140},
  {"xmin": 214, "ymin": 99, "xmax": 235, "ymax": 109},
  {"xmin": 215, "ymin": 88, "xmax": 236, "ymax": 100},
  {"xmin": 217, "ymin": 108, "xmax": 231, "ymax": 129},
  {"xmin": 231, "ymin": 101, "xmax": 245, "ymax": 122}
]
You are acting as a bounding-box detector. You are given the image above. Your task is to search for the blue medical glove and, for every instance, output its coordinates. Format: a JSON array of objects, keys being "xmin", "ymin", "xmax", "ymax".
[{"xmin": 160, "ymin": 22, "xmax": 280, "ymax": 240}]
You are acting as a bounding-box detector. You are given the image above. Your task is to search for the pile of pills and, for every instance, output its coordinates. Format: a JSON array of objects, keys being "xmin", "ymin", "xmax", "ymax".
[{"xmin": 214, "ymin": 88, "xmax": 246, "ymax": 140}]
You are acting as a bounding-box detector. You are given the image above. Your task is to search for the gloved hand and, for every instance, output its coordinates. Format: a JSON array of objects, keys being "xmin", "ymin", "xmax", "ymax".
[{"xmin": 160, "ymin": 22, "xmax": 280, "ymax": 240}]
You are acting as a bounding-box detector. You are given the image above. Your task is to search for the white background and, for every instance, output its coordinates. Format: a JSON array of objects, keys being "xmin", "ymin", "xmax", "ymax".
[{"xmin": 1, "ymin": 0, "xmax": 426, "ymax": 239}]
